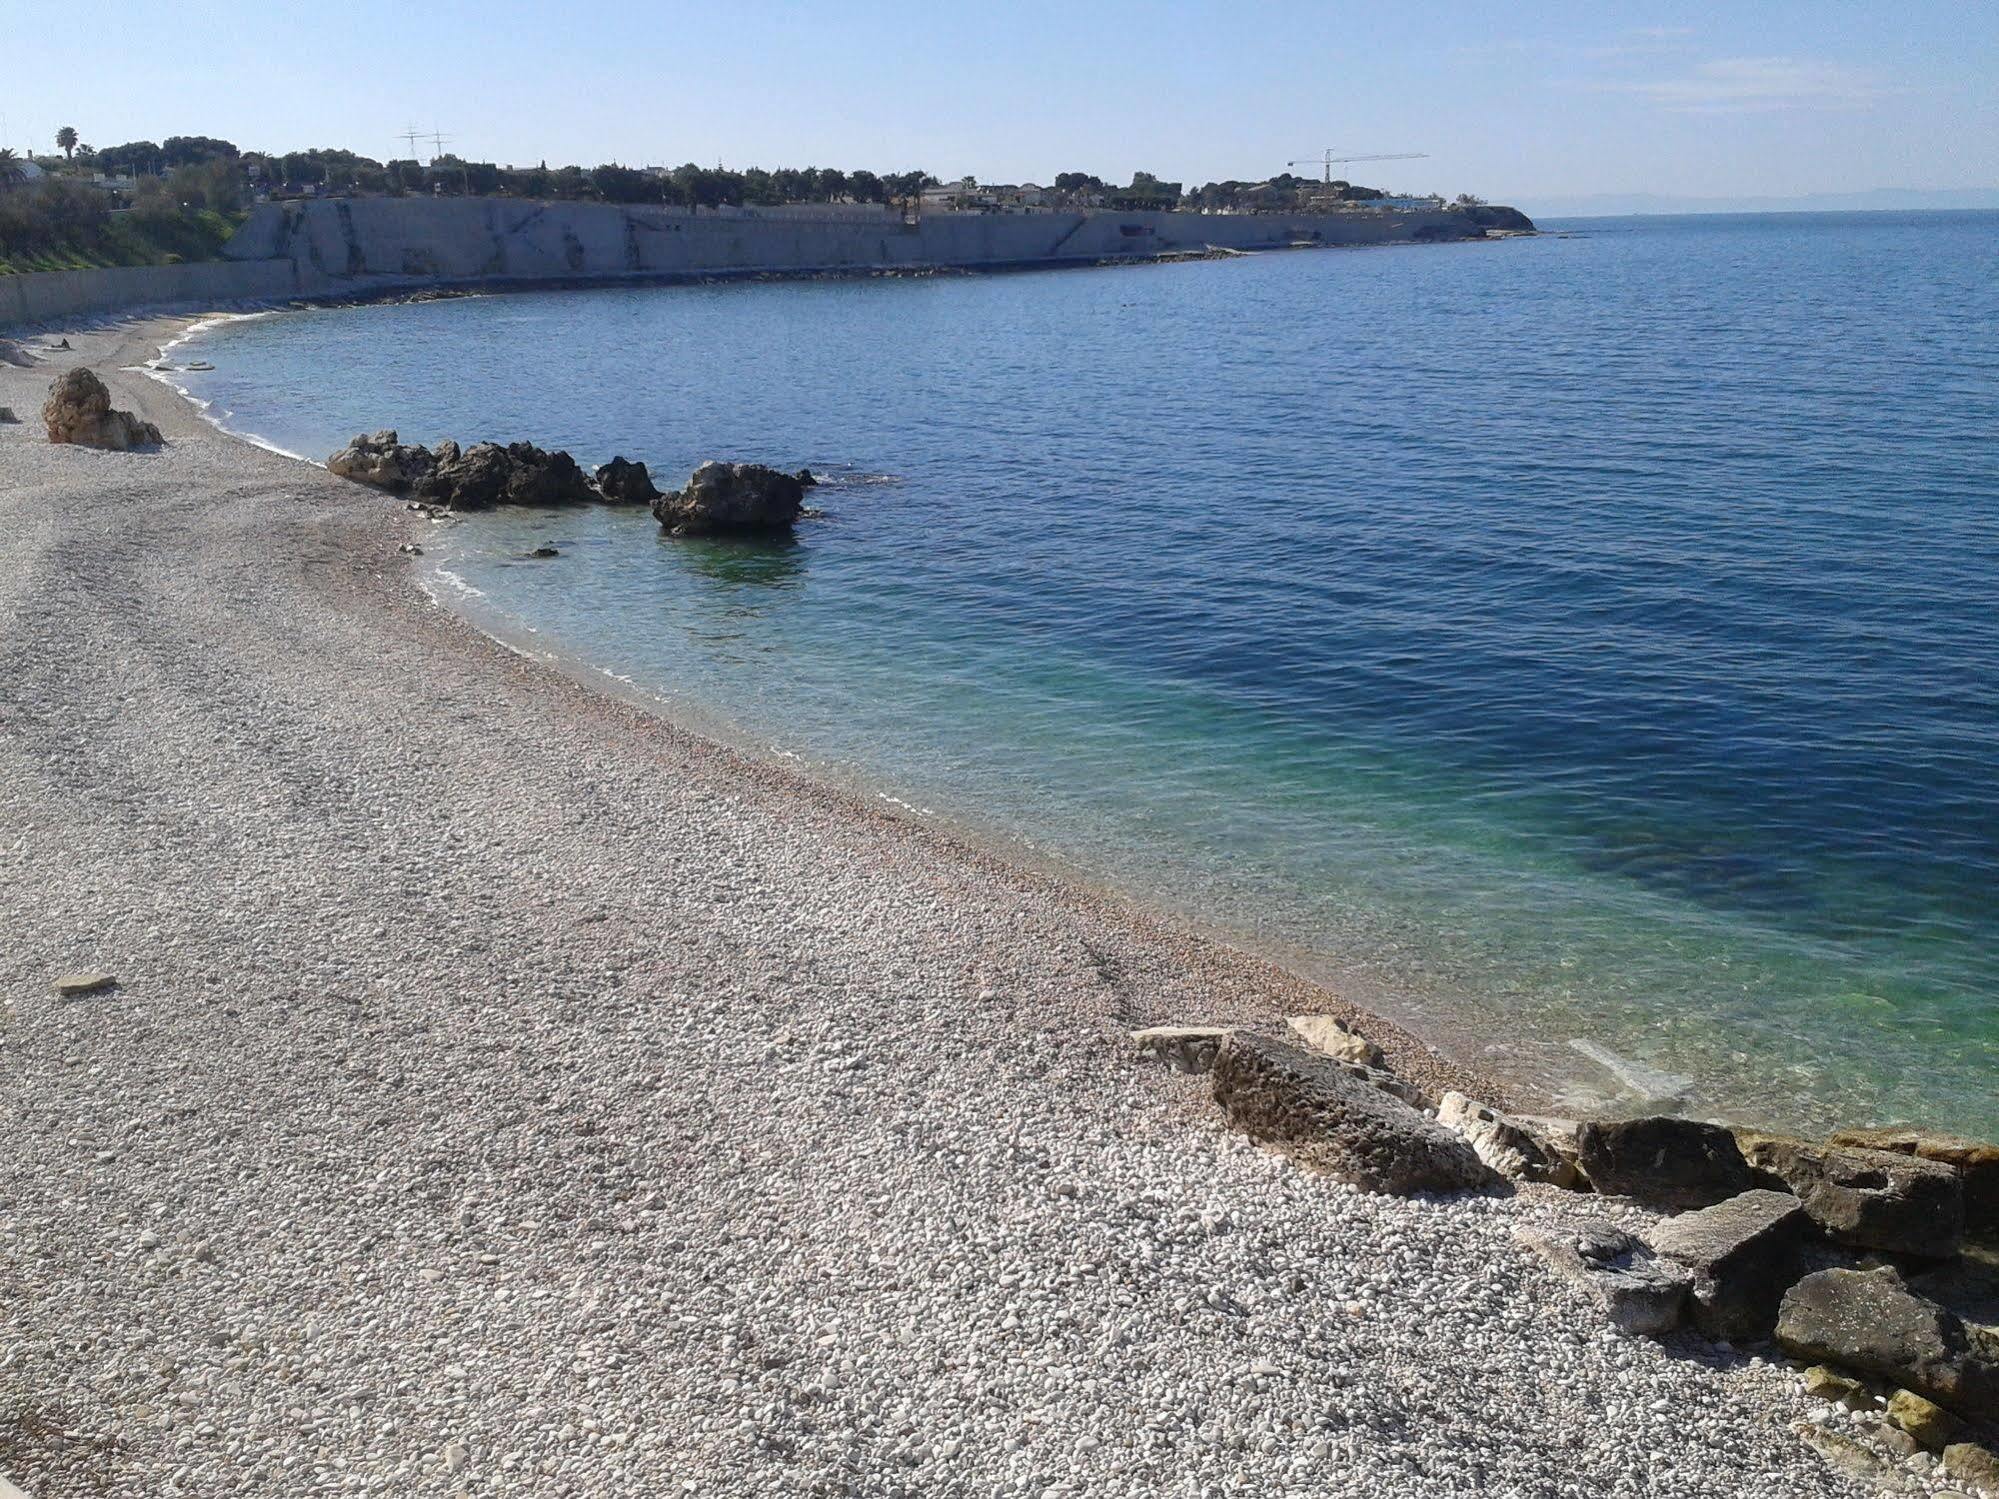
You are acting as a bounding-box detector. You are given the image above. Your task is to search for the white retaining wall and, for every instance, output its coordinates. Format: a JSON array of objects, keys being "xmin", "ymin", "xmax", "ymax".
[{"xmin": 3, "ymin": 198, "xmax": 1485, "ymax": 331}]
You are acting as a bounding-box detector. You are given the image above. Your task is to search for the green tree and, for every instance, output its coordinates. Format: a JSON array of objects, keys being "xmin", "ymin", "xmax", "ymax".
[
  {"xmin": 56, "ymin": 126, "xmax": 78, "ymax": 160},
  {"xmin": 0, "ymin": 148, "xmax": 26, "ymax": 187}
]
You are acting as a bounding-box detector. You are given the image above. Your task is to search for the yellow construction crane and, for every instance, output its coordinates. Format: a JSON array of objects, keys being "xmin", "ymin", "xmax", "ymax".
[{"xmin": 1286, "ymin": 150, "xmax": 1428, "ymax": 184}]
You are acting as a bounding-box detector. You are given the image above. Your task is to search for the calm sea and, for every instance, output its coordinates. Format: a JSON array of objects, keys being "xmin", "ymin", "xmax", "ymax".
[{"xmin": 174, "ymin": 211, "xmax": 1999, "ymax": 1138}]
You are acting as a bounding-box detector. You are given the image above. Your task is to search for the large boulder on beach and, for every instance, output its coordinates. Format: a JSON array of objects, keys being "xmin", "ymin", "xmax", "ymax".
[
  {"xmin": 595, "ymin": 456, "xmax": 661, "ymax": 506},
  {"xmin": 1740, "ymin": 1134, "xmax": 1963, "ymax": 1258},
  {"xmin": 327, "ymin": 429, "xmax": 437, "ymax": 492},
  {"xmin": 1439, "ymin": 1092, "xmax": 1585, "ymax": 1189},
  {"xmin": 1209, "ymin": 1032, "xmax": 1495, "ymax": 1195},
  {"xmin": 42, "ymin": 368, "xmax": 162, "ymax": 451},
  {"xmin": 1647, "ymin": 1189, "xmax": 1808, "ymax": 1341},
  {"xmin": 1575, "ymin": 1116, "xmax": 1753, "ymax": 1210},
  {"xmin": 1831, "ymin": 1126, "xmax": 1999, "ymax": 1245},
  {"xmin": 1776, "ymin": 1267, "xmax": 1999, "ymax": 1418},
  {"xmin": 653, "ymin": 461, "xmax": 805, "ymax": 537},
  {"xmin": 1515, "ymin": 1218, "xmax": 1691, "ymax": 1336}
]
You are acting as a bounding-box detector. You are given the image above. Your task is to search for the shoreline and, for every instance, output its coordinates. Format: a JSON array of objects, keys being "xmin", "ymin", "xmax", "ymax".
[
  {"xmin": 0, "ymin": 313, "xmax": 1880, "ymax": 1497},
  {"xmin": 142, "ymin": 303, "xmax": 1522, "ymax": 1113}
]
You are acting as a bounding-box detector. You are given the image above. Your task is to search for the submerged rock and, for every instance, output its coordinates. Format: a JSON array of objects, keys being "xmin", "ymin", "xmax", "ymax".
[
  {"xmin": 1741, "ymin": 1134, "xmax": 1962, "ymax": 1258},
  {"xmin": 1515, "ymin": 1218, "xmax": 1691, "ymax": 1336},
  {"xmin": 1209, "ymin": 1032, "xmax": 1494, "ymax": 1195},
  {"xmin": 595, "ymin": 455, "xmax": 661, "ymax": 506},
  {"xmin": 1647, "ymin": 1188, "xmax": 1808, "ymax": 1340},
  {"xmin": 43, "ymin": 368, "xmax": 162, "ymax": 451},
  {"xmin": 1575, "ymin": 1116, "xmax": 1753, "ymax": 1210},
  {"xmin": 653, "ymin": 461, "xmax": 806, "ymax": 537},
  {"xmin": 1776, "ymin": 1266, "xmax": 1999, "ymax": 1418}
]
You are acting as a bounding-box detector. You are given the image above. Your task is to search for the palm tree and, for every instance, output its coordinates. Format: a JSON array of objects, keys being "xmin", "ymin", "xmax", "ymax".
[
  {"xmin": 0, "ymin": 148, "xmax": 28, "ymax": 188},
  {"xmin": 57, "ymin": 126, "xmax": 78, "ymax": 160}
]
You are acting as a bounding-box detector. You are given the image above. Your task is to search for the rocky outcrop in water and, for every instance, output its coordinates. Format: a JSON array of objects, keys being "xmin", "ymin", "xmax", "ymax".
[
  {"xmin": 327, "ymin": 433, "xmax": 599, "ymax": 510},
  {"xmin": 653, "ymin": 461, "xmax": 807, "ymax": 537},
  {"xmin": 594, "ymin": 456, "xmax": 661, "ymax": 506},
  {"xmin": 43, "ymin": 369, "xmax": 162, "ymax": 451}
]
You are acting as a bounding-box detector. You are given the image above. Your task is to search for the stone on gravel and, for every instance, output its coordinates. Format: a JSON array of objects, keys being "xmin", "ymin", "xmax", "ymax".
[
  {"xmin": 1439, "ymin": 1092, "xmax": 1585, "ymax": 1189},
  {"xmin": 0, "ymin": 405, "xmax": 17, "ymax": 422},
  {"xmin": 1804, "ymin": 1365, "xmax": 1872, "ymax": 1408},
  {"xmin": 1130, "ymin": 1024, "xmax": 1232, "ymax": 1075},
  {"xmin": 1943, "ymin": 1442, "xmax": 1999, "ymax": 1494},
  {"xmin": 1887, "ymin": 1389, "xmax": 1964, "ymax": 1449},
  {"xmin": 52, "ymin": 970, "xmax": 117, "ymax": 997},
  {"xmin": 1832, "ymin": 1127, "xmax": 1999, "ymax": 1245},
  {"xmin": 42, "ymin": 368, "xmax": 162, "ymax": 450},
  {"xmin": 1285, "ymin": 1014, "xmax": 1385, "ymax": 1069},
  {"xmin": 1648, "ymin": 1188, "xmax": 1808, "ymax": 1340},
  {"xmin": 653, "ymin": 461, "xmax": 806, "ymax": 536},
  {"xmin": 1210, "ymin": 1033, "xmax": 1495, "ymax": 1194},
  {"xmin": 1575, "ymin": 1116, "xmax": 1754, "ymax": 1209},
  {"xmin": 1515, "ymin": 1218, "xmax": 1692, "ymax": 1335},
  {"xmin": 1776, "ymin": 1267, "xmax": 1999, "ymax": 1417},
  {"xmin": 1742, "ymin": 1135, "xmax": 1963, "ymax": 1258}
]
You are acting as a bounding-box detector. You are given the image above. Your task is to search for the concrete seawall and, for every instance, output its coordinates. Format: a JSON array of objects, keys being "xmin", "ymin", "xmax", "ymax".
[{"xmin": 4, "ymin": 198, "xmax": 1503, "ymax": 331}]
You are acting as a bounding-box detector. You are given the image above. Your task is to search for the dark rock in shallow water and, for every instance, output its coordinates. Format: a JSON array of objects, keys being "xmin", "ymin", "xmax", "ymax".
[
  {"xmin": 795, "ymin": 467, "xmax": 819, "ymax": 488},
  {"xmin": 653, "ymin": 461, "xmax": 806, "ymax": 537},
  {"xmin": 1740, "ymin": 1134, "xmax": 1963, "ymax": 1258},
  {"xmin": 329, "ymin": 432, "xmax": 599, "ymax": 510},
  {"xmin": 1209, "ymin": 1032, "xmax": 1495, "ymax": 1195},
  {"xmin": 1647, "ymin": 1188, "xmax": 1807, "ymax": 1340},
  {"xmin": 43, "ymin": 368, "xmax": 162, "ymax": 451},
  {"xmin": 595, "ymin": 456, "xmax": 660, "ymax": 506},
  {"xmin": 1776, "ymin": 1266, "xmax": 1999, "ymax": 1418},
  {"xmin": 529, "ymin": 546, "xmax": 560, "ymax": 559},
  {"xmin": 1575, "ymin": 1116, "xmax": 1753, "ymax": 1210}
]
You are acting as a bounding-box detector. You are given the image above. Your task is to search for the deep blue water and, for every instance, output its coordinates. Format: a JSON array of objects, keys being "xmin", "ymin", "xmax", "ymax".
[{"xmin": 173, "ymin": 212, "xmax": 1999, "ymax": 1136}]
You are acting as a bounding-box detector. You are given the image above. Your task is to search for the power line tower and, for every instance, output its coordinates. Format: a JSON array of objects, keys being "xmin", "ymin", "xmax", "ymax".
[
  {"xmin": 398, "ymin": 124, "xmax": 425, "ymax": 162},
  {"xmin": 429, "ymin": 129, "xmax": 454, "ymax": 162}
]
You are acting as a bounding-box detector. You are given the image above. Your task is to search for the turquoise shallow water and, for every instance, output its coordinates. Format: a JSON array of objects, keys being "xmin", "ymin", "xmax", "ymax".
[{"xmin": 175, "ymin": 212, "xmax": 1999, "ymax": 1136}]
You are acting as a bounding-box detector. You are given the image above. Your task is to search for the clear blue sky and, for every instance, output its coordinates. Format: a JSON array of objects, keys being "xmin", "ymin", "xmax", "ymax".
[{"xmin": 5, "ymin": 0, "xmax": 1993, "ymax": 206}]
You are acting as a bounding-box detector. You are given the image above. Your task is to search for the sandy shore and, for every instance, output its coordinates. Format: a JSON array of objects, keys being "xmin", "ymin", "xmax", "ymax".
[{"xmin": 0, "ymin": 317, "xmax": 1871, "ymax": 1497}]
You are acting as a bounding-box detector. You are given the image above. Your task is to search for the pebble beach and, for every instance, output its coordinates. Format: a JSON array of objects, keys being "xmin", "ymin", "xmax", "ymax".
[{"xmin": 0, "ymin": 319, "xmax": 1891, "ymax": 1496}]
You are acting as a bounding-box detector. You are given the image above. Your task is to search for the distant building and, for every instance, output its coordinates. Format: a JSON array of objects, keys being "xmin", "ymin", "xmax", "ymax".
[{"xmin": 920, "ymin": 177, "xmax": 1054, "ymax": 214}]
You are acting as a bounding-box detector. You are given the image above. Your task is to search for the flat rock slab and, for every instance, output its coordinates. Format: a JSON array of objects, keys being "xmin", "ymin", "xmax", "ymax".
[
  {"xmin": 1210, "ymin": 1033, "xmax": 1494, "ymax": 1195},
  {"xmin": 1575, "ymin": 1116, "xmax": 1753, "ymax": 1210},
  {"xmin": 1648, "ymin": 1188, "xmax": 1808, "ymax": 1341},
  {"xmin": 1777, "ymin": 1267, "xmax": 1999, "ymax": 1421},
  {"xmin": 1516, "ymin": 1218, "xmax": 1692, "ymax": 1335},
  {"xmin": 1130, "ymin": 1025, "xmax": 1233, "ymax": 1075},
  {"xmin": 1833, "ymin": 1126, "xmax": 1999, "ymax": 1247},
  {"xmin": 52, "ymin": 971, "xmax": 117, "ymax": 997},
  {"xmin": 1743, "ymin": 1135, "xmax": 1963, "ymax": 1258}
]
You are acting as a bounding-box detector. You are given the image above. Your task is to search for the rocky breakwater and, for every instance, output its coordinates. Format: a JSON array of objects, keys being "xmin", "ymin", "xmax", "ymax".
[
  {"xmin": 42, "ymin": 368, "xmax": 162, "ymax": 451},
  {"xmin": 1133, "ymin": 1012, "xmax": 1999, "ymax": 1492},
  {"xmin": 326, "ymin": 434, "xmax": 815, "ymax": 539}
]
